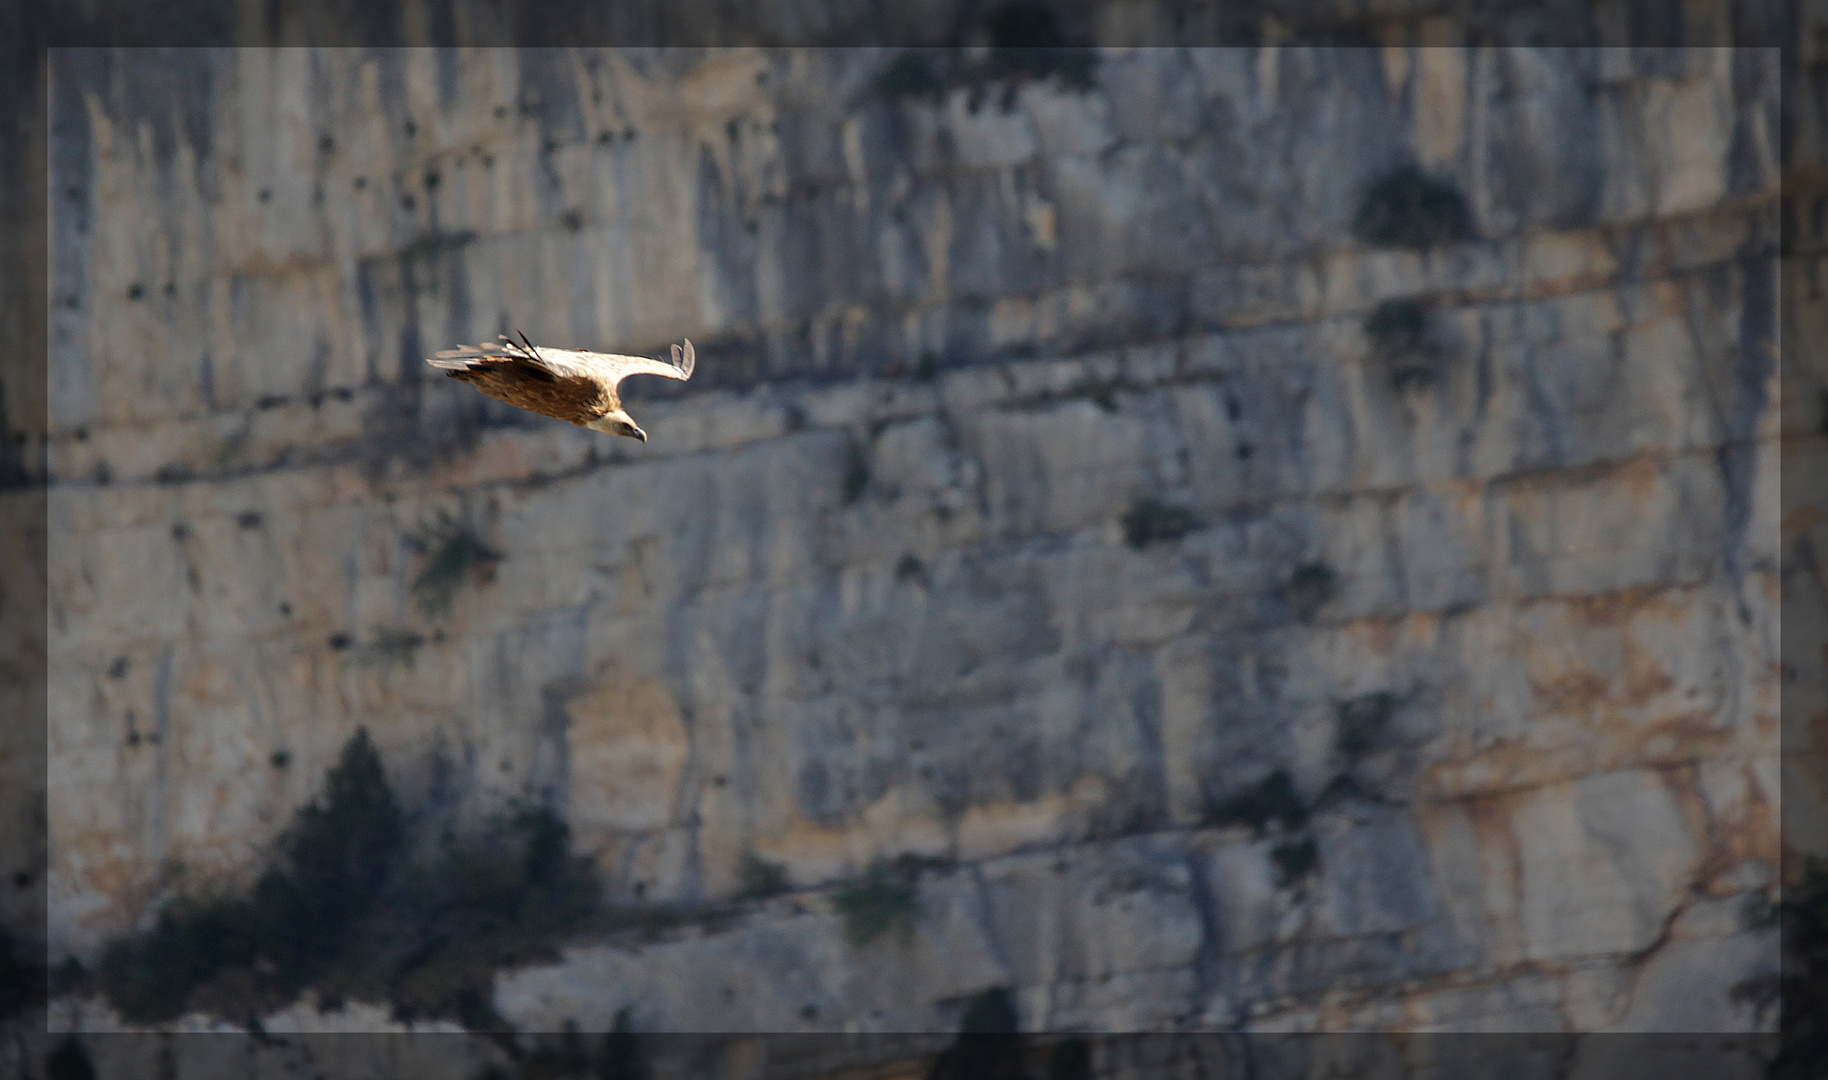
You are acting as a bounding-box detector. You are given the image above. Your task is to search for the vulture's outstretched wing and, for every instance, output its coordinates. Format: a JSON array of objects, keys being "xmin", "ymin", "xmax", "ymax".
[{"xmin": 558, "ymin": 339, "xmax": 696, "ymax": 391}]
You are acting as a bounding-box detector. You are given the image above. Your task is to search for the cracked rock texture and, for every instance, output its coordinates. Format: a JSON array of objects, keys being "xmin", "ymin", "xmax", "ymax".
[{"xmin": 30, "ymin": 27, "xmax": 1805, "ymax": 1063}]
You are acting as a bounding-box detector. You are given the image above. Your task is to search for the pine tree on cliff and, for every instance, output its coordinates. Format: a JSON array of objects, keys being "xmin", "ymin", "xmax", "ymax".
[{"xmin": 926, "ymin": 988, "xmax": 1031, "ymax": 1080}]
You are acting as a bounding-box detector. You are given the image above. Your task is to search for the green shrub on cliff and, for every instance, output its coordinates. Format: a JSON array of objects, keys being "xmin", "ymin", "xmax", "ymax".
[
  {"xmin": 409, "ymin": 511, "xmax": 502, "ymax": 616},
  {"xmin": 833, "ymin": 859, "xmax": 921, "ymax": 946},
  {"xmin": 1352, "ymin": 165, "xmax": 1474, "ymax": 248},
  {"xmin": 1202, "ymin": 769, "xmax": 1308, "ymax": 836},
  {"xmin": 874, "ymin": 2, "xmax": 1099, "ymax": 110},
  {"xmin": 1121, "ymin": 496, "xmax": 1201, "ymax": 550},
  {"xmin": 926, "ymin": 987, "xmax": 1028, "ymax": 1080}
]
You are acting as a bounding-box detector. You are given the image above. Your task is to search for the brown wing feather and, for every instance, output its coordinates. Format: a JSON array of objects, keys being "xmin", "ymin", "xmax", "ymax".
[{"xmin": 429, "ymin": 339, "xmax": 614, "ymax": 424}]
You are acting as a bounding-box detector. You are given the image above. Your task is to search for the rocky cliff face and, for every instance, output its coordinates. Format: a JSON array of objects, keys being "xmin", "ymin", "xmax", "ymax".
[{"xmin": 40, "ymin": 36, "xmax": 1790, "ymax": 1045}]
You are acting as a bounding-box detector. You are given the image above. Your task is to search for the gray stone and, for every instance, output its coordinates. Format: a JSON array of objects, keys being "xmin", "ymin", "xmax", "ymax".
[{"xmin": 35, "ymin": 39, "xmax": 1785, "ymax": 1052}]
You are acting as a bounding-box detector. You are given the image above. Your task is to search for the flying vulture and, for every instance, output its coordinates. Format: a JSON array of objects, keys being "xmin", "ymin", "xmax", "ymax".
[{"xmin": 427, "ymin": 333, "xmax": 695, "ymax": 441}]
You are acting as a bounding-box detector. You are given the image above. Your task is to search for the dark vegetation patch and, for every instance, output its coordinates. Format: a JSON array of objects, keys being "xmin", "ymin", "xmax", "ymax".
[
  {"xmin": 398, "ymin": 229, "xmax": 478, "ymax": 265},
  {"xmin": 1740, "ymin": 890, "xmax": 1779, "ymax": 931},
  {"xmin": 361, "ymin": 626, "xmax": 429, "ymax": 669},
  {"xmin": 84, "ymin": 729, "xmax": 630, "ymax": 1032},
  {"xmin": 94, "ymin": 729, "xmax": 405, "ymax": 1026},
  {"xmin": 408, "ymin": 511, "xmax": 502, "ymax": 616},
  {"xmin": 876, "ymin": 52, "xmax": 947, "ymax": 101},
  {"xmin": 1364, "ymin": 299, "xmax": 1441, "ymax": 391},
  {"xmin": 210, "ymin": 431, "xmax": 250, "ymax": 467},
  {"xmin": 1284, "ymin": 561, "xmax": 1338, "ymax": 621},
  {"xmin": 737, "ymin": 853, "xmax": 789, "ymax": 900},
  {"xmin": 840, "ymin": 436, "xmax": 871, "ymax": 505},
  {"xmin": 895, "ymin": 553, "xmax": 929, "ymax": 585},
  {"xmin": 1351, "ymin": 165, "xmax": 1474, "ymax": 248},
  {"xmin": 957, "ymin": 985, "xmax": 1019, "ymax": 1033},
  {"xmin": 1203, "ymin": 772, "xmax": 1330, "ymax": 894},
  {"xmin": 1364, "ymin": 298, "xmax": 1428, "ymax": 351},
  {"xmin": 599, "ymin": 1007, "xmax": 652, "ymax": 1080},
  {"xmin": 1202, "ymin": 769, "xmax": 1308, "ymax": 836},
  {"xmin": 1756, "ymin": 859, "xmax": 1828, "ymax": 1076},
  {"xmin": 465, "ymin": 1004, "xmax": 656, "ymax": 1080},
  {"xmin": 832, "ymin": 858, "xmax": 924, "ymax": 947},
  {"xmin": 985, "ymin": 2, "xmax": 1097, "ymax": 88},
  {"xmin": 47, "ymin": 1035, "xmax": 95, "ymax": 1080},
  {"xmin": 874, "ymin": 2, "xmax": 1097, "ymax": 109},
  {"xmin": 926, "ymin": 987, "xmax": 1025, "ymax": 1080},
  {"xmin": 1335, "ymin": 691, "xmax": 1398, "ymax": 763},
  {"xmin": 0, "ymin": 925, "xmax": 45, "ymax": 1021},
  {"xmin": 345, "ymin": 806, "xmax": 607, "ymax": 1030},
  {"xmin": 1121, "ymin": 496, "xmax": 1201, "ymax": 550},
  {"xmin": 1269, "ymin": 837, "xmax": 1320, "ymax": 889},
  {"xmin": 1047, "ymin": 1036, "xmax": 1094, "ymax": 1080}
]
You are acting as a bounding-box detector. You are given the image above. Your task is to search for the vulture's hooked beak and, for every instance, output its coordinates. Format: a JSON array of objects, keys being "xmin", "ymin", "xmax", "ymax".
[{"xmin": 632, "ymin": 428, "xmax": 648, "ymax": 442}]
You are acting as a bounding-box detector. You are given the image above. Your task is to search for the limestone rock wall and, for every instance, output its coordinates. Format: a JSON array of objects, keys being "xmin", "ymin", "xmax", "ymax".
[{"xmin": 44, "ymin": 43, "xmax": 1785, "ymax": 1037}]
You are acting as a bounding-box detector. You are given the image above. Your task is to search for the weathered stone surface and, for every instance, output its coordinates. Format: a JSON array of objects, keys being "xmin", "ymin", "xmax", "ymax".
[{"xmin": 33, "ymin": 35, "xmax": 1789, "ymax": 1057}]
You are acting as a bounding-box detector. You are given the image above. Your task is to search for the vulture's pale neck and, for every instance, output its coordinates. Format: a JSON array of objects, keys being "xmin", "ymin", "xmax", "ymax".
[{"xmin": 585, "ymin": 409, "xmax": 646, "ymax": 440}]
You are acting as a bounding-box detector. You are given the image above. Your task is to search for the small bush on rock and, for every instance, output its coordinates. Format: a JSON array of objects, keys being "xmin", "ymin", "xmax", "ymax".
[
  {"xmin": 1203, "ymin": 770, "xmax": 1309, "ymax": 836},
  {"xmin": 1352, "ymin": 165, "xmax": 1474, "ymax": 248},
  {"xmin": 833, "ymin": 859, "xmax": 921, "ymax": 947},
  {"xmin": 1122, "ymin": 496, "xmax": 1201, "ymax": 550}
]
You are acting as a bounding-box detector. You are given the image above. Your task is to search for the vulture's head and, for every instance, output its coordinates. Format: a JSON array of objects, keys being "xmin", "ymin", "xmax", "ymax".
[{"xmin": 587, "ymin": 409, "xmax": 647, "ymax": 441}]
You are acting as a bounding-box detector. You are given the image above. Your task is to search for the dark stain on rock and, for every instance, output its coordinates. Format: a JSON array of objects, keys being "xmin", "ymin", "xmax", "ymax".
[
  {"xmin": 1717, "ymin": 256, "xmax": 1775, "ymax": 590},
  {"xmin": 1284, "ymin": 561, "xmax": 1338, "ymax": 622},
  {"xmin": 0, "ymin": 383, "xmax": 34, "ymax": 488},
  {"xmin": 1352, "ymin": 165, "xmax": 1474, "ymax": 248}
]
